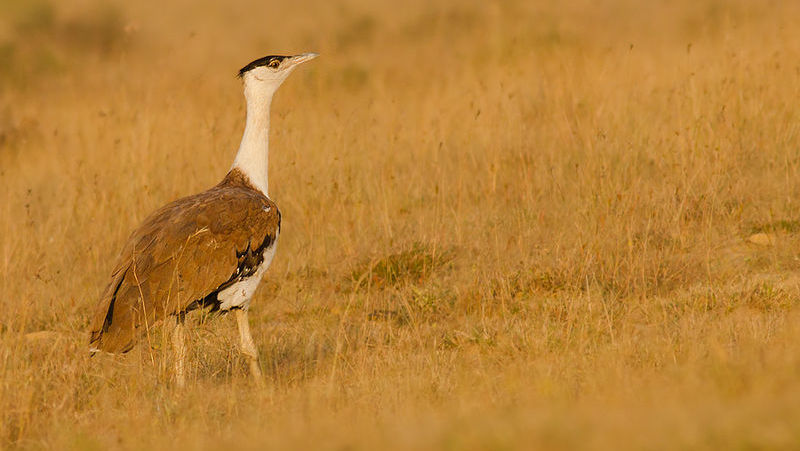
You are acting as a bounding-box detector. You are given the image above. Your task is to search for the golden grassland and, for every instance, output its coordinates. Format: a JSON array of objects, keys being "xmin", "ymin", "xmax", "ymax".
[{"xmin": 3, "ymin": 0, "xmax": 800, "ymax": 448}]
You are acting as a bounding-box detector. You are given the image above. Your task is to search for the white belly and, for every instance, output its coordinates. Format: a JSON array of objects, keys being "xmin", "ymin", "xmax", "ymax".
[{"xmin": 217, "ymin": 232, "xmax": 278, "ymax": 311}]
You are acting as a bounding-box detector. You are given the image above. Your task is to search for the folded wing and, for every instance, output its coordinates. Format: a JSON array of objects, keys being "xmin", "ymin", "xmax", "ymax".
[{"xmin": 89, "ymin": 173, "xmax": 280, "ymax": 353}]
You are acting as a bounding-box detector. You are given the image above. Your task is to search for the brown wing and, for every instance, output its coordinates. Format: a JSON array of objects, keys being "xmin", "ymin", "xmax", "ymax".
[{"xmin": 89, "ymin": 172, "xmax": 280, "ymax": 353}]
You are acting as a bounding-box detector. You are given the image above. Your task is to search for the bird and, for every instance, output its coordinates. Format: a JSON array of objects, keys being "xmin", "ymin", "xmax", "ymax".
[{"xmin": 88, "ymin": 53, "xmax": 318, "ymax": 386}]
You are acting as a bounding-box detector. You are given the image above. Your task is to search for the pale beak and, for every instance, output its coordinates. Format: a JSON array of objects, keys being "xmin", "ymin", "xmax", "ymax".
[{"xmin": 287, "ymin": 53, "xmax": 319, "ymax": 67}]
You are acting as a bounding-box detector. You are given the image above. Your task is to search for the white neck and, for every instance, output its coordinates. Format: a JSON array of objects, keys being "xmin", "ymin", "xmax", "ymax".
[{"xmin": 231, "ymin": 83, "xmax": 276, "ymax": 196}]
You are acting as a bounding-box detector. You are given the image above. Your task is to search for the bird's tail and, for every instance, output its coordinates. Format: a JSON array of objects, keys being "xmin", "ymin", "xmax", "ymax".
[{"xmin": 88, "ymin": 267, "xmax": 137, "ymax": 355}]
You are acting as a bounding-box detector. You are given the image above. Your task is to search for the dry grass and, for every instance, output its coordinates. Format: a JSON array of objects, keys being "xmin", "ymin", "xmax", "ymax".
[{"xmin": 3, "ymin": 0, "xmax": 800, "ymax": 449}]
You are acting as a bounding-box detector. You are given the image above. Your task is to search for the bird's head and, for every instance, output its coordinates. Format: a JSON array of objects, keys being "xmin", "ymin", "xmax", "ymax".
[{"xmin": 238, "ymin": 53, "xmax": 318, "ymax": 100}]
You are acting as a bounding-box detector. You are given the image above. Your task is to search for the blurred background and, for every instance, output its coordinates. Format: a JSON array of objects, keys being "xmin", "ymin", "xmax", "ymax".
[{"xmin": 3, "ymin": 0, "xmax": 800, "ymax": 449}]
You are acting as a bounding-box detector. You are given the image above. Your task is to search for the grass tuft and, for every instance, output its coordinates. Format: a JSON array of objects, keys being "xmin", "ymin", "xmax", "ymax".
[{"xmin": 348, "ymin": 242, "xmax": 453, "ymax": 292}]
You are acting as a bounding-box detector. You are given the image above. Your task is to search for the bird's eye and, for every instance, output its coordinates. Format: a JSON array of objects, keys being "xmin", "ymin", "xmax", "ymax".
[{"xmin": 268, "ymin": 59, "xmax": 280, "ymax": 69}]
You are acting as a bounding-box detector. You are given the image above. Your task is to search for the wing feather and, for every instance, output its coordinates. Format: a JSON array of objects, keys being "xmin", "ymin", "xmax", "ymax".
[{"xmin": 89, "ymin": 178, "xmax": 280, "ymax": 353}]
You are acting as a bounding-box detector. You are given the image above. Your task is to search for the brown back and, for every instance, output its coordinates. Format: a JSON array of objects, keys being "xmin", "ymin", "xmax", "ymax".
[{"xmin": 89, "ymin": 169, "xmax": 280, "ymax": 353}]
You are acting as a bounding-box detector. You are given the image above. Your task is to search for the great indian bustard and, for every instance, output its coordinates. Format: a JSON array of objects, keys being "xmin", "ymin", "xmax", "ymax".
[{"xmin": 89, "ymin": 53, "xmax": 318, "ymax": 386}]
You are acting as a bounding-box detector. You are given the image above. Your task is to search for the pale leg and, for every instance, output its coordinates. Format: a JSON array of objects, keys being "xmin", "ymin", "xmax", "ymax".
[
  {"xmin": 234, "ymin": 308, "xmax": 264, "ymax": 386},
  {"xmin": 173, "ymin": 313, "xmax": 186, "ymax": 388}
]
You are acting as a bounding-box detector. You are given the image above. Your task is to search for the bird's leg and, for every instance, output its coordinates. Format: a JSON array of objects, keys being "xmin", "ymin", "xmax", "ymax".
[
  {"xmin": 172, "ymin": 312, "xmax": 187, "ymax": 388},
  {"xmin": 234, "ymin": 308, "xmax": 264, "ymax": 386}
]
